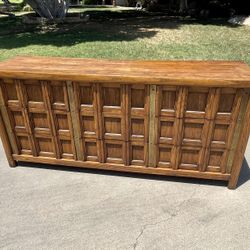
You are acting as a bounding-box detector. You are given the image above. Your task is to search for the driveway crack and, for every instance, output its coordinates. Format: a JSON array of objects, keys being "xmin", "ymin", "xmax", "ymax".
[{"xmin": 132, "ymin": 184, "xmax": 200, "ymax": 250}]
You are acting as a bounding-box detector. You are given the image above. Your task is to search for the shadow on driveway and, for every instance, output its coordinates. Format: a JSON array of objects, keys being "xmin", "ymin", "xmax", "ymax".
[{"xmin": 16, "ymin": 158, "xmax": 250, "ymax": 189}]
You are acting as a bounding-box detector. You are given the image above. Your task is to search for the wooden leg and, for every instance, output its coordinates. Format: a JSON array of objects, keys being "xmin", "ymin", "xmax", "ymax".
[
  {"xmin": 8, "ymin": 158, "xmax": 17, "ymax": 168},
  {"xmin": 228, "ymin": 170, "xmax": 241, "ymax": 189}
]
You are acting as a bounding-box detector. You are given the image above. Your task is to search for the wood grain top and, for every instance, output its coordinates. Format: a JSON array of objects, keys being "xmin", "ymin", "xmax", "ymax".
[{"xmin": 0, "ymin": 56, "xmax": 250, "ymax": 87}]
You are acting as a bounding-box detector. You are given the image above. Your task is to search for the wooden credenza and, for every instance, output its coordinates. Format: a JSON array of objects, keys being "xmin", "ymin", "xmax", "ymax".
[{"xmin": 1, "ymin": 56, "xmax": 250, "ymax": 189}]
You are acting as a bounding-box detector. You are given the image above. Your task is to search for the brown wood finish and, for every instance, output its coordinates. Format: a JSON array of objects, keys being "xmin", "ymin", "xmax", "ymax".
[
  {"xmin": 0, "ymin": 56, "xmax": 250, "ymax": 189},
  {"xmin": 0, "ymin": 111, "xmax": 16, "ymax": 167}
]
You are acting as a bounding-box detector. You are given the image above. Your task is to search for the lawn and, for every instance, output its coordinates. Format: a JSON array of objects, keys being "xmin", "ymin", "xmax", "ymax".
[{"xmin": 0, "ymin": 7, "xmax": 250, "ymax": 64}]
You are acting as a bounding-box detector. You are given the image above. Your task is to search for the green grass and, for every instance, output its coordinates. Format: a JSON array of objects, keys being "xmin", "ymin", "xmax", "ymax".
[
  {"xmin": 0, "ymin": 0, "xmax": 22, "ymax": 4},
  {"xmin": 0, "ymin": 8, "xmax": 250, "ymax": 64}
]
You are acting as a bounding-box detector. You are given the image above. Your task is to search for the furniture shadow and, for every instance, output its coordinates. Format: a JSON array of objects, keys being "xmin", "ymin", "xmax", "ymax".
[
  {"xmin": 17, "ymin": 160, "xmax": 250, "ymax": 189},
  {"xmin": 236, "ymin": 158, "xmax": 250, "ymax": 188}
]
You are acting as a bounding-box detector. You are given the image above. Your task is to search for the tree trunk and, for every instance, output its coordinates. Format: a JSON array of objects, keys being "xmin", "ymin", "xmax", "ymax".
[
  {"xmin": 26, "ymin": 0, "xmax": 69, "ymax": 19},
  {"xmin": 3, "ymin": 0, "xmax": 10, "ymax": 5},
  {"xmin": 179, "ymin": 0, "xmax": 188, "ymax": 13}
]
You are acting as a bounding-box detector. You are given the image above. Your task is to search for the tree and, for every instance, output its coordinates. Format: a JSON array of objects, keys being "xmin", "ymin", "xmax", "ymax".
[
  {"xmin": 25, "ymin": 0, "xmax": 69, "ymax": 19},
  {"xmin": 179, "ymin": 0, "xmax": 188, "ymax": 13},
  {"xmin": 0, "ymin": 0, "xmax": 15, "ymax": 17},
  {"xmin": 2, "ymin": 0, "xmax": 10, "ymax": 5}
]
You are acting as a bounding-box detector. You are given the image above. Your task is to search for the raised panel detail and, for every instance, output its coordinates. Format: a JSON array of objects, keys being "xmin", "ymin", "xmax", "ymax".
[
  {"xmin": 61, "ymin": 140, "xmax": 73, "ymax": 154},
  {"xmin": 213, "ymin": 124, "xmax": 228, "ymax": 142},
  {"xmin": 5, "ymin": 80, "xmax": 18, "ymax": 100},
  {"xmin": 25, "ymin": 81, "xmax": 43, "ymax": 102},
  {"xmin": 103, "ymin": 87, "xmax": 121, "ymax": 107},
  {"xmin": 85, "ymin": 141, "xmax": 98, "ymax": 159},
  {"xmin": 12, "ymin": 111, "xmax": 25, "ymax": 128},
  {"xmin": 186, "ymin": 88, "xmax": 208, "ymax": 112},
  {"xmin": 208, "ymin": 151, "xmax": 223, "ymax": 166},
  {"xmin": 131, "ymin": 145, "xmax": 144, "ymax": 165},
  {"xmin": 105, "ymin": 142, "xmax": 124, "ymax": 164},
  {"xmin": 104, "ymin": 117, "xmax": 121, "ymax": 135},
  {"xmin": 37, "ymin": 138, "xmax": 54, "ymax": 156},
  {"xmin": 161, "ymin": 89, "xmax": 176, "ymax": 110},
  {"xmin": 32, "ymin": 113, "xmax": 49, "ymax": 129},
  {"xmin": 183, "ymin": 123, "xmax": 203, "ymax": 140},
  {"xmin": 56, "ymin": 114, "xmax": 69, "ymax": 131},
  {"xmin": 18, "ymin": 136, "xmax": 31, "ymax": 150},
  {"xmin": 82, "ymin": 116, "xmax": 95, "ymax": 133},
  {"xmin": 218, "ymin": 89, "xmax": 236, "ymax": 113},
  {"xmin": 158, "ymin": 146, "xmax": 172, "ymax": 167},
  {"xmin": 51, "ymin": 84, "xmax": 64, "ymax": 104},
  {"xmin": 80, "ymin": 86, "xmax": 93, "ymax": 105},
  {"xmin": 160, "ymin": 121, "xmax": 174, "ymax": 139},
  {"xmin": 131, "ymin": 119, "xmax": 144, "ymax": 136},
  {"xmin": 131, "ymin": 88, "xmax": 145, "ymax": 108},
  {"xmin": 180, "ymin": 148, "xmax": 201, "ymax": 170}
]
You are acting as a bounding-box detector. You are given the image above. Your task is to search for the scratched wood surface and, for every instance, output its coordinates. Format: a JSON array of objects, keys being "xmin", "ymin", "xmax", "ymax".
[
  {"xmin": 0, "ymin": 56, "xmax": 250, "ymax": 87},
  {"xmin": 1, "ymin": 57, "xmax": 250, "ymax": 189}
]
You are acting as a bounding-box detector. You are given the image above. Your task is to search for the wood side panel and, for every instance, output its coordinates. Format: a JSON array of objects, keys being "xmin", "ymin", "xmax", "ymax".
[
  {"xmin": 228, "ymin": 92, "xmax": 250, "ymax": 189},
  {"xmin": 0, "ymin": 80, "xmax": 19, "ymax": 155},
  {"xmin": 0, "ymin": 111, "xmax": 16, "ymax": 167},
  {"xmin": 227, "ymin": 91, "xmax": 249, "ymax": 173}
]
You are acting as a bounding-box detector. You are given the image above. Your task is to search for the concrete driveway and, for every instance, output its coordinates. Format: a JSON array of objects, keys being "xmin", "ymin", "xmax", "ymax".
[{"xmin": 0, "ymin": 140, "xmax": 250, "ymax": 250}]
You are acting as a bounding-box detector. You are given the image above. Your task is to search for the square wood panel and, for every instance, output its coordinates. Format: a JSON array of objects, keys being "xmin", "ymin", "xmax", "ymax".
[
  {"xmin": 103, "ymin": 87, "xmax": 121, "ymax": 107},
  {"xmin": 31, "ymin": 112, "xmax": 49, "ymax": 130},
  {"xmin": 60, "ymin": 139, "xmax": 74, "ymax": 159},
  {"xmin": 179, "ymin": 147, "xmax": 202, "ymax": 171},
  {"xmin": 17, "ymin": 136, "xmax": 32, "ymax": 155},
  {"xmin": 131, "ymin": 87, "xmax": 146, "ymax": 108},
  {"xmin": 82, "ymin": 116, "xmax": 96, "ymax": 134},
  {"xmin": 206, "ymin": 149, "xmax": 227, "ymax": 173},
  {"xmin": 131, "ymin": 118, "xmax": 144, "ymax": 137},
  {"xmin": 12, "ymin": 111, "xmax": 25, "ymax": 128},
  {"xmin": 79, "ymin": 85, "xmax": 94, "ymax": 106},
  {"xmin": 157, "ymin": 146, "xmax": 173, "ymax": 168},
  {"xmin": 49, "ymin": 81, "xmax": 69, "ymax": 111},
  {"xmin": 158, "ymin": 86, "xmax": 178, "ymax": 117},
  {"xmin": 105, "ymin": 141, "xmax": 125, "ymax": 164},
  {"xmin": 4, "ymin": 80, "xmax": 18, "ymax": 101},
  {"xmin": 56, "ymin": 114, "xmax": 69, "ymax": 131},
  {"xmin": 36, "ymin": 137, "xmax": 55, "ymax": 157},
  {"xmin": 185, "ymin": 87, "xmax": 209, "ymax": 119},
  {"xmin": 85, "ymin": 140, "xmax": 99, "ymax": 162},
  {"xmin": 104, "ymin": 117, "xmax": 121, "ymax": 135}
]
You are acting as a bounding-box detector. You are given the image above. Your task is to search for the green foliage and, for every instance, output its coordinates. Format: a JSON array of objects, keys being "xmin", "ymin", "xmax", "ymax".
[
  {"xmin": 83, "ymin": 0, "xmax": 98, "ymax": 5},
  {"xmin": 22, "ymin": 4, "xmax": 32, "ymax": 12}
]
